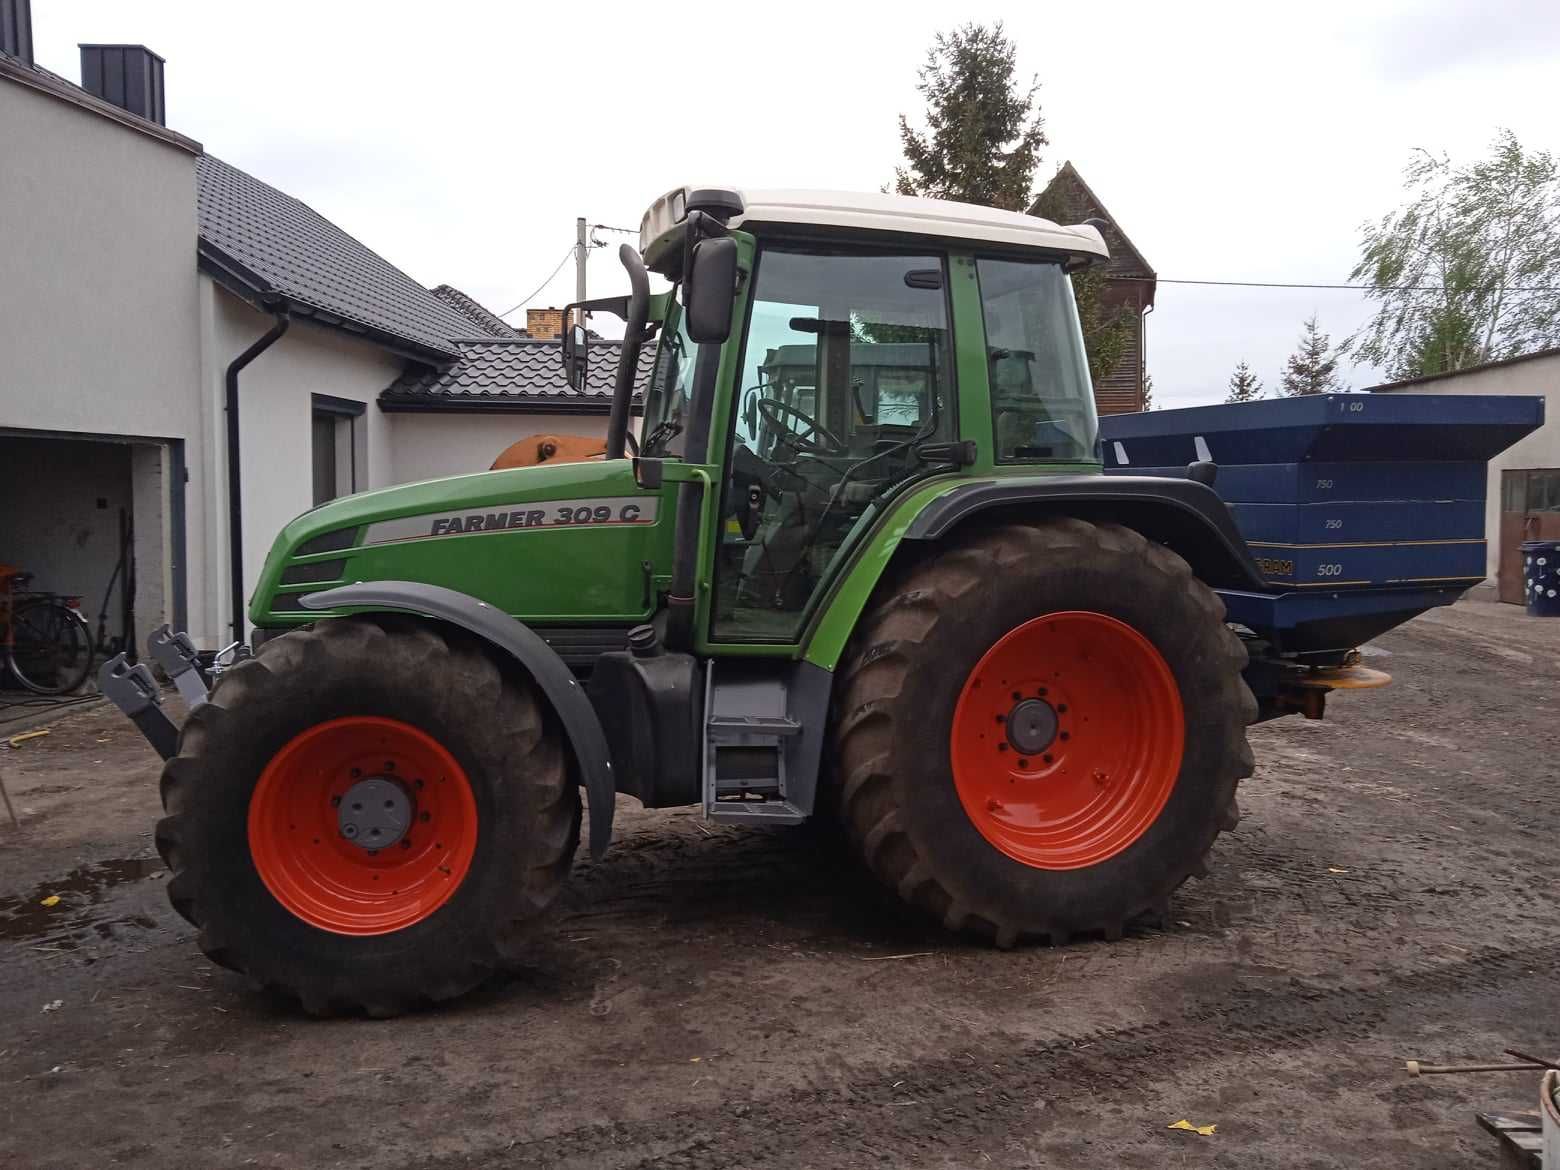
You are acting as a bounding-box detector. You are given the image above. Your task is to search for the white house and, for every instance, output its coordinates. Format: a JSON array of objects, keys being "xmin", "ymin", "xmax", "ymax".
[
  {"xmin": 1371, "ymin": 347, "xmax": 1560, "ymax": 602},
  {"xmin": 1, "ymin": 14, "xmax": 644, "ymax": 660}
]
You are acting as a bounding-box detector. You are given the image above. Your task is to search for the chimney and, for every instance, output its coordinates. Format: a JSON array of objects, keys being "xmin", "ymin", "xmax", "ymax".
[
  {"xmin": 526, "ymin": 308, "xmax": 574, "ymax": 341},
  {"xmin": 0, "ymin": 0, "xmax": 32, "ymax": 66},
  {"xmin": 79, "ymin": 43, "xmax": 166, "ymax": 125}
]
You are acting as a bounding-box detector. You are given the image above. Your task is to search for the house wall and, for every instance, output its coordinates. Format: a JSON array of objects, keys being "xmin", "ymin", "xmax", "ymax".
[
  {"xmin": 200, "ymin": 282, "xmax": 402, "ymax": 637},
  {"xmin": 0, "ymin": 73, "xmax": 204, "ymax": 641},
  {"xmin": 387, "ymin": 412, "xmax": 610, "ymax": 485},
  {"xmin": 1375, "ymin": 352, "xmax": 1560, "ymax": 580}
]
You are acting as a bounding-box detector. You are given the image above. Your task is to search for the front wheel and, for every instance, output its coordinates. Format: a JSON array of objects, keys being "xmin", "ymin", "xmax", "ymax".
[
  {"xmin": 156, "ymin": 617, "xmax": 579, "ymax": 1015},
  {"xmin": 832, "ymin": 519, "xmax": 1255, "ymax": 946}
]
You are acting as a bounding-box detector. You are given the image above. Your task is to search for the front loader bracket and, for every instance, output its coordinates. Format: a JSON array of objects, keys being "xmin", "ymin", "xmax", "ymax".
[{"xmin": 98, "ymin": 654, "xmax": 180, "ymax": 760}]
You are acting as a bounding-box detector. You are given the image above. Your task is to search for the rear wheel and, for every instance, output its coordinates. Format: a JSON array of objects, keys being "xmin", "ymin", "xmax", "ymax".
[
  {"xmin": 832, "ymin": 519, "xmax": 1255, "ymax": 946},
  {"xmin": 6, "ymin": 599, "xmax": 94, "ymax": 695},
  {"xmin": 156, "ymin": 617, "xmax": 579, "ymax": 1015}
]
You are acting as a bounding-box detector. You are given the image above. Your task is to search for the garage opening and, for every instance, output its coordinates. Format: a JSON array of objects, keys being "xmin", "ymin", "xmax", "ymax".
[{"xmin": 0, "ymin": 432, "xmax": 182, "ymax": 704}]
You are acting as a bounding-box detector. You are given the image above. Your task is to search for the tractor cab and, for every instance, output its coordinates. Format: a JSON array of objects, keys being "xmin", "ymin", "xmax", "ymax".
[{"xmin": 569, "ymin": 185, "xmax": 1110, "ymax": 644}]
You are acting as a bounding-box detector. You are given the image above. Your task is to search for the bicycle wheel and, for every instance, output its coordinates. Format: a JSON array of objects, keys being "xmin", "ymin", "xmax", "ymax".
[{"xmin": 7, "ymin": 600, "xmax": 95, "ymax": 695}]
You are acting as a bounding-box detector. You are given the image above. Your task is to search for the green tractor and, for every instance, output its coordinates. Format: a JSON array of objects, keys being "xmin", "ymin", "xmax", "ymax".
[{"xmin": 111, "ymin": 187, "xmax": 1330, "ymax": 1015}]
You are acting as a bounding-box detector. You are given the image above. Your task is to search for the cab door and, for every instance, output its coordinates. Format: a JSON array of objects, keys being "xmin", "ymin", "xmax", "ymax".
[{"xmin": 703, "ymin": 242, "xmax": 958, "ymax": 647}]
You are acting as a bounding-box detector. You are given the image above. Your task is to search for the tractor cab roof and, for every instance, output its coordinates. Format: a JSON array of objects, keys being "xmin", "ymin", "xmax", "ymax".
[{"xmin": 639, "ymin": 185, "xmax": 1109, "ymax": 275}]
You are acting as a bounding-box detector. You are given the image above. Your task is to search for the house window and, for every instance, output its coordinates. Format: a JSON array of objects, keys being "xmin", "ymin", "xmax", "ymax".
[{"xmin": 311, "ymin": 395, "xmax": 367, "ymax": 506}]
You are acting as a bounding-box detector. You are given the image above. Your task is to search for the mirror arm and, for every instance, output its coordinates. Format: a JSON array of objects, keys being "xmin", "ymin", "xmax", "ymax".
[
  {"xmin": 607, "ymin": 244, "xmax": 650, "ymax": 461},
  {"xmin": 561, "ymin": 293, "xmax": 632, "ymax": 324}
]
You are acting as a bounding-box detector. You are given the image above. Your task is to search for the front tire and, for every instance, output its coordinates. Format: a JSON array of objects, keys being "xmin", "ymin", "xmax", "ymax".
[
  {"xmin": 156, "ymin": 617, "xmax": 579, "ymax": 1015},
  {"xmin": 832, "ymin": 519, "xmax": 1255, "ymax": 947}
]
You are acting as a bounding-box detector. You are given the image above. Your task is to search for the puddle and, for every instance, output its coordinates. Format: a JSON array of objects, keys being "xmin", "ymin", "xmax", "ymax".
[{"xmin": 0, "ymin": 857, "xmax": 164, "ymax": 949}]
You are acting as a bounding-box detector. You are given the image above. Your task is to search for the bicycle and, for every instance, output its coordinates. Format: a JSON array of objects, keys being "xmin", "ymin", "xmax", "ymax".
[{"xmin": 1, "ymin": 565, "xmax": 96, "ymax": 695}]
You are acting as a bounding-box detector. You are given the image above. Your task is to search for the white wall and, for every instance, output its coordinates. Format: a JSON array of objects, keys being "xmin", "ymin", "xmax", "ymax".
[
  {"xmin": 0, "ymin": 74, "xmax": 207, "ymax": 639},
  {"xmin": 1377, "ymin": 352, "xmax": 1560, "ymax": 579},
  {"xmin": 201, "ymin": 283, "xmax": 402, "ymax": 637},
  {"xmin": 387, "ymin": 411, "xmax": 610, "ymax": 485}
]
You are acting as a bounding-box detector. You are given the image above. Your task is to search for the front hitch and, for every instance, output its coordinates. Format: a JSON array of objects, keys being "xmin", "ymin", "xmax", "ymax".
[{"xmin": 98, "ymin": 653, "xmax": 180, "ymax": 760}]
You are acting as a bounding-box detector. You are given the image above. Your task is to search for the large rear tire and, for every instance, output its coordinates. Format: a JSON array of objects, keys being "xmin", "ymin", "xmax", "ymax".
[
  {"xmin": 156, "ymin": 617, "xmax": 579, "ymax": 1015},
  {"xmin": 832, "ymin": 519, "xmax": 1255, "ymax": 947}
]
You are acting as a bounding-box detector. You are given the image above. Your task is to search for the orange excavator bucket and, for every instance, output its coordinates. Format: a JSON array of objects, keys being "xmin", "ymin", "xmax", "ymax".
[{"xmin": 490, "ymin": 434, "xmax": 606, "ymax": 471}]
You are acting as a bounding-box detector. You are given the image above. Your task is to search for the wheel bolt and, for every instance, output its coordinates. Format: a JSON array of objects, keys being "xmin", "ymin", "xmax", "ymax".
[
  {"xmin": 419, "ymin": 811, "xmax": 431, "ymax": 823},
  {"xmin": 330, "ymin": 795, "xmax": 341, "ymax": 807},
  {"xmin": 1043, "ymin": 754, "xmax": 1053, "ymax": 764},
  {"xmin": 341, "ymin": 824, "xmax": 358, "ymax": 839}
]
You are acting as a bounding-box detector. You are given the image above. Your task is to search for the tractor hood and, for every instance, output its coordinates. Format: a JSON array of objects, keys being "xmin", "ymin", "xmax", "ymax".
[{"xmin": 250, "ymin": 459, "xmax": 673, "ymax": 629}]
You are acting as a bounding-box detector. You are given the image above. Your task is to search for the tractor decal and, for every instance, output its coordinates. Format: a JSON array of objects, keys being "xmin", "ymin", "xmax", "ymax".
[{"xmin": 361, "ymin": 497, "xmax": 659, "ymax": 546}]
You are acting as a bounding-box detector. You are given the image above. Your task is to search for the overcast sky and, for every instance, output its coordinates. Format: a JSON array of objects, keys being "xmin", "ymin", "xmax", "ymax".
[{"xmin": 31, "ymin": 1, "xmax": 1560, "ymax": 408}]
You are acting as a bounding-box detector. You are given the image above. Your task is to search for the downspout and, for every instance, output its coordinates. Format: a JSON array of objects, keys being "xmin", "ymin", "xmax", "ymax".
[
  {"xmin": 1140, "ymin": 299, "xmax": 1154, "ymax": 409},
  {"xmin": 225, "ymin": 307, "xmax": 290, "ymax": 644}
]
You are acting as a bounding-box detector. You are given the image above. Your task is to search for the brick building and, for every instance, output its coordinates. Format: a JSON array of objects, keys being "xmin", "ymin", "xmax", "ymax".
[{"xmin": 1029, "ymin": 162, "xmax": 1157, "ymax": 414}]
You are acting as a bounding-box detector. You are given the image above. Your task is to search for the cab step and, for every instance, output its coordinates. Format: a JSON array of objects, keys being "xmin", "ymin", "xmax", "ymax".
[{"xmin": 701, "ymin": 662, "xmax": 827, "ymax": 827}]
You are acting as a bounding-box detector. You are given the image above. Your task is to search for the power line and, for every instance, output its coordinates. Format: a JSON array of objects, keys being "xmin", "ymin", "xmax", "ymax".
[
  {"xmin": 1111, "ymin": 276, "xmax": 1560, "ymax": 292},
  {"xmin": 591, "ymin": 224, "xmax": 638, "ymax": 235},
  {"xmin": 497, "ymin": 247, "xmax": 576, "ymax": 318}
]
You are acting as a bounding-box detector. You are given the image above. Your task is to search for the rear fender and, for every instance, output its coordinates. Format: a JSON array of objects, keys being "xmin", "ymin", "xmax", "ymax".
[
  {"xmin": 803, "ymin": 475, "xmax": 1268, "ymax": 671},
  {"xmin": 902, "ymin": 476, "xmax": 1269, "ymax": 592},
  {"xmin": 301, "ymin": 582, "xmax": 616, "ymax": 858}
]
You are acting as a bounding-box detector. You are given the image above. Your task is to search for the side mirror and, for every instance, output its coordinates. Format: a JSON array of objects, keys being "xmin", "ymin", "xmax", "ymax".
[
  {"xmin": 684, "ymin": 237, "xmax": 738, "ymax": 344},
  {"xmin": 561, "ymin": 323, "xmax": 588, "ymax": 391}
]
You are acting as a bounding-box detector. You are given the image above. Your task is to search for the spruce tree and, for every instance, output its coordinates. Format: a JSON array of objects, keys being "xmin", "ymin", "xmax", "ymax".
[
  {"xmin": 1225, "ymin": 361, "xmax": 1263, "ymax": 403},
  {"xmin": 894, "ymin": 23, "xmax": 1048, "ymax": 210},
  {"xmin": 1280, "ymin": 317, "xmax": 1345, "ymax": 396}
]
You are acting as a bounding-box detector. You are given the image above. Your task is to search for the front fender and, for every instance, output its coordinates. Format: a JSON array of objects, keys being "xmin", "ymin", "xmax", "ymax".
[{"xmin": 302, "ymin": 582, "xmax": 616, "ymax": 858}]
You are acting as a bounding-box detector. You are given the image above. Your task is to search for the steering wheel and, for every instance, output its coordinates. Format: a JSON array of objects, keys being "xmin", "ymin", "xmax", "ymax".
[{"xmin": 757, "ymin": 398, "xmax": 847, "ymax": 456}]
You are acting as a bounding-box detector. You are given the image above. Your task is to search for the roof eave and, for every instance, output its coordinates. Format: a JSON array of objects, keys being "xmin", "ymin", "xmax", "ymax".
[
  {"xmin": 0, "ymin": 53, "xmax": 201, "ymax": 154},
  {"xmin": 378, "ymin": 397, "xmax": 644, "ymax": 415},
  {"xmin": 198, "ymin": 240, "xmax": 458, "ymax": 364}
]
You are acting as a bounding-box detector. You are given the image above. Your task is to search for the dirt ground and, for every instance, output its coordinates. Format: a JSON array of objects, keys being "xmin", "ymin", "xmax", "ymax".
[{"xmin": 1, "ymin": 596, "xmax": 1557, "ymax": 1169}]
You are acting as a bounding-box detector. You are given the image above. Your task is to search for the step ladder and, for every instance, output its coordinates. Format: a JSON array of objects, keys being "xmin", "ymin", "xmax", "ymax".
[{"xmin": 702, "ymin": 661, "xmax": 812, "ymax": 825}]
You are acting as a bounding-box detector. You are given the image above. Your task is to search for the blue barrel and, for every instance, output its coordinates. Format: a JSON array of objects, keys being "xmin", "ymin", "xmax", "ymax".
[{"xmin": 1522, "ymin": 541, "xmax": 1560, "ymax": 616}]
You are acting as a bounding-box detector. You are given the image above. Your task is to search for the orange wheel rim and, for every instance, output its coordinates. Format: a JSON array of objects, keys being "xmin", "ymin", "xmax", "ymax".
[
  {"xmin": 950, "ymin": 612, "xmax": 1184, "ymax": 870},
  {"xmin": 247, "ymin": 716, "xmax": 478, "ymax": 935}
]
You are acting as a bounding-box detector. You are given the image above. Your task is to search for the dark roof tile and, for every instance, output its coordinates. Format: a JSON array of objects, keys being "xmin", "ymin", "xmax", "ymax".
[
  {"xmin": 196, "ymin": 154, "xmax": 477, "ymax": 358},
  {"xmin": 381, "ymin": 337, "xmax": 657, "ymax": 410},
  {"xmin": 429, "ymin": 284, "xmax": 522, "ymax": 338}
]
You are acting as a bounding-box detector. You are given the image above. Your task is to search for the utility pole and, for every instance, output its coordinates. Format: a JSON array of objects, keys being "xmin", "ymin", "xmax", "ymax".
[{"xmin": 574, "ymin": 217, "xmax": 588, "ymax": 334}]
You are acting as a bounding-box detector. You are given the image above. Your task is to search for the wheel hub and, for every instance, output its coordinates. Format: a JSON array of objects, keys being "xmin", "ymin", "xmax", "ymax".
[
  {"xmin": 1005, "ymin": 698, "xmax": 1058, "ymax": 756},
  {"xmin": 337, "ymin": 776, "xmax": 412, "ymax": 851},
  {"xmin": 247, "ymin": 716, "xmax": 478, "ymax": 935},
  {"xmin": 949, "ymin": 611, "xmax": 1185, "ymax": 870}
]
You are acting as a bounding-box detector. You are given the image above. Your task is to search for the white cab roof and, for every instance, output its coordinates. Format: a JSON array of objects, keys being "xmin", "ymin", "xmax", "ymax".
[
  {"xmin": 733, "ymin": 188, "xmax": 1108, "ymax": 259},
  {"xmin": 640, "ymin": 185, "xmax": 1109, "ymax": 264}
]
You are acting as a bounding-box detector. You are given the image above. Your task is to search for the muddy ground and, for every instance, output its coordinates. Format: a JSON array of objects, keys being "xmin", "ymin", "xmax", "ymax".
[{"xmin": 1, "ymin": 596, "xmax": 1557, "ymax": 1168}]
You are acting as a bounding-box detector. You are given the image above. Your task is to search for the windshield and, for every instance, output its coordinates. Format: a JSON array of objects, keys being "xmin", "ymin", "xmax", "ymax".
[
  {"xmin": 640, "ymin": 304, "xmax": 695, "ymax": 457},
  {"xmin": 977, "ymin": 258, "xmax": 1099, "ymax": 463}
]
